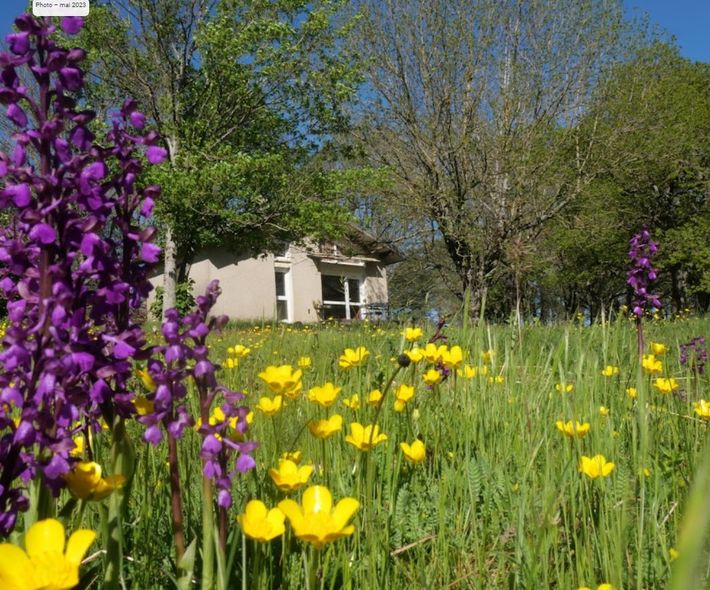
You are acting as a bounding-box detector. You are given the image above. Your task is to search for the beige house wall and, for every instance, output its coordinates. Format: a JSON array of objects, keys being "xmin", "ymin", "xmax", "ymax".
[
  {"xmin": 364, "ymin": 261, "xmax": 388, "ymax": 304},
  {"xmin": 148, "ymin": 243, "xmax": 391, "ymax": 323}
]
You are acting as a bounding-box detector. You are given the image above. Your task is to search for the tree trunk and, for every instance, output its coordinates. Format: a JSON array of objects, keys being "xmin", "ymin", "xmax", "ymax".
[
  {"xmin": 162, "ymin": 135, "xmax": 179, "ymax": 318},
  {"xmin": 670, "ymin": 265, "xmax": 683, "ymax": 313},
  {"xmin": 162, "ymin": 224, "xmax": 177, "ymax": 318}
]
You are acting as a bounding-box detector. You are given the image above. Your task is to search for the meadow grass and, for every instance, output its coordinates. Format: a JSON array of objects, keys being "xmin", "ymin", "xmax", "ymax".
[{"xmin": 73, "ymin": 316, "xmax": 710, "ymax": 588}]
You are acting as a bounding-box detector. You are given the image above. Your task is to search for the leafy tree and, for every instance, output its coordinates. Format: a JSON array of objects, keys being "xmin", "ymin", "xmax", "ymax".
[
  {"xmin": 350, "ymin": 0, "xmax": 646, "ymax": 319},
  {"xmin": 80, "ymin": 0, "xmax": 359, "ymax": 314},
  {"xmin": 544, "ymin": 47, "xmax": 710, "ymax": 316}
]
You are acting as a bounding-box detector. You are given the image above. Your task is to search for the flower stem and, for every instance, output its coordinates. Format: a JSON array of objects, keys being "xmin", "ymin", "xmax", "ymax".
[
  {"xmin": 167, "ymin": 433, "xmax": 186, "ymax": 563},
  {"xmin": 201, "ymin": 474, "xmax": 215, "ymax": 590},
  {"xmin": 103, "ymin": 418, "xmax": 134, "ymax": 590}
]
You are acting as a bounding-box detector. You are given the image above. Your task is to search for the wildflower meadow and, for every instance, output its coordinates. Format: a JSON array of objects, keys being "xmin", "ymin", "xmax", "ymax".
[{"xmin": 2, "ymin": 9, "xmax": 710, "ymax": 590}]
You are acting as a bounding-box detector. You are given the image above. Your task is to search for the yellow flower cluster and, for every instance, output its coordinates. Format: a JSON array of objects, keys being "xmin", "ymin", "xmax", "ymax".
[
  {"xmin": 555, "ymin": 420, "xmax": 590, "ymax": 438},
  {"xmin": 601, "ymin": 365, "xmax": 619, "ymax": 377},
  {"xmin": 238, "ymin": 486, "xmax": 359, "ymax": 549},
  {"xmin": 223, "ymin": 344, "xmax": 251, "ymax": 368}
]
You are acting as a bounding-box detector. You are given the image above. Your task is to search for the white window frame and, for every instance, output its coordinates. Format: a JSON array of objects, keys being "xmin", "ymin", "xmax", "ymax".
[
  {"xmin": 275, "ymin": 267, "xmax": 293, "ymax": 322},
  {"xmin": 322, "ymin": 275, "xmax": 363, "ymax": 320}
]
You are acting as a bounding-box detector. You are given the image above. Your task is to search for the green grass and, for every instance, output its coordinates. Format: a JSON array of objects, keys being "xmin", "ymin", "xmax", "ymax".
[{"xmin": 69, "ymin": 316, "xmax": 710, "ymax": 588}]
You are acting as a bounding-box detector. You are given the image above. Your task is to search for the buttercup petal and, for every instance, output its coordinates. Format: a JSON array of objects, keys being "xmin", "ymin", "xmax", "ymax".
[
  {"xmin": 245, "ymin": 500, "xmax": 268, "ymax": 520},
  {"xmin": 25, "ymin": 518, "xmax": 65, "ymax": 558},
  {"xmin": 65, "ymin": 529, "xmax": 96, "ymax": 567},
  {"xmin": 0, "ymin": 544, "xmax": 33, "ymax": 590},
  {"xmin": 277, "ymin": 499, "xmax": 305, "ymax": 529},
  {"xmin": 302, "ymin": 485, "xmax": 332, "ymax": 514},
  {"xmin": 331, "ymin": 498, "xmax": 359, "ymax": 530}
]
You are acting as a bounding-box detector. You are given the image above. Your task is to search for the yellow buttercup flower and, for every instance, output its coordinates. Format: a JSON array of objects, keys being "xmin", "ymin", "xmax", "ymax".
[
  {"xmin": 579, "ymin": 455, "xmax": 615, "ymax": 479},
  {"xmin": 256, "ymin": 395, "xmax": 283, "ymax": 416},
  {"xmin": 258, "ymin": 365, "xmax": 303, "ymax": 398},
  {"xmin": 669, "ymin": 547, "xmax": 679, "ymax": 561},
  {"xmin": 393, "ymin": 384, "xmax": 414, "ymax": 412},
  {"xmin": 307, "ymin": 414, "xmax": 343, "ymax": 439},
  {"xmin": 367, "ymin": 389, "xmax": 383, "ymax": 406},
  {"xmin": 405, "ymin": 347, "xmax": 424, "ymax": 364},
  {"xmin": 400, "ymin": 440, "xmax": 426, "ymax": 464},
  {"xmin": 555, "ymin": 420, "xmax": 590, "ymax": 438},
  {"xmin": 0, "ymin": 519, "xmax": 95, "ymax": 590},
  {"xmin": 307, "ymin": 383, "xmax": 341, "ymax": 407},
  {"xmin": 654, "ymin": 377, "xmax": 679, "ymax": 394},
  {"xmin": 228, "ymin": 344, "xmax": 251, "ymax": 358},
  {"xmin": 237, "ymin": 500, "xmax": 285, "ymax": 542},
  {"xmin": 278, "ymin": 485, "xmax": 359, "ymax": 548},
  {"xmin": 642, "ymin": 354, "xmax": 663, "ymax": 374},
  {"xmin": 599, "ymin": 405, "xmax": 610, "ymax": 417},
  {"xmin": 488, "ymin": 375, "xmax": 505, "ymax": 384},
  {"xmin": 457, "ymin": 365, "xmax": 477, "ymax": 379},
  {"xmin": 693, "ymin": 399, "xmax": 710, "ymax": 419},
  {"xmin": 481, "ymin": 349, "xmax": 495, "ymax": 365},
  {"xmin": 555, "ymin": 383, "xmax": 574, "ymax": 393},
  {"xmin": 342, "ymin": 394, "xmax": 361, "ymax": 409},
  {"xmin": 422, "ymin": 343, "xmax": 446, "ymax": 364},
  {"xmin": 345, "ymin": 423, "xmax": 388, "ymax": 451},
  {"xmin": 440, "ymin": 345, "xmax": 463, "ymax": 369},
  {"xmin": 651, "ymin": 342, "xmax": 668, "ymax": 356},
  {"xmin": 422, "ymin": 368, "xmax": 443, "ymax": 386},
  {"xmin": 403, "ymin": 327, "xmax": 423, "ymax": 342},
  {"xmin": 338, "ymin": 346, "xmax": 369, "ymax": 369},
  {"xmin": 626, "ymin": 387, "xmax": 638, "ymax": 399},
  {"xmin": 268, "ymin": 459, "xmax": 314, "ymax": 492},
  {"xmin": 64, "ymin": 461, "xmax": 126, "ymax": 501},
  {"xmin": 136, "ymin": 367, "xmax": 155, "ymax": 392},
  {"xmin": 196, "ymin": 406, "xmax": 253, "ymax": 434},
  {"xmin": 297, "ymin": 356, "xmax": 312, "ymax": 369},
  {"xmin": 133, "ymin": 395, "xmax": 154, "ymax": 416},
  {"xmin": 70, "ymin": 436, "xmax": 84, "ymax": 458},
  {"xmin": 601, "ymin": 365, "xmax": 619, "ymax": 377},
  {"xmin": 281, "ymin": 450, "xmax": 302, "ymax": 464},
  {"xmin": 223, "ymin": 358, "xmax": 237, "ymax": 369}
]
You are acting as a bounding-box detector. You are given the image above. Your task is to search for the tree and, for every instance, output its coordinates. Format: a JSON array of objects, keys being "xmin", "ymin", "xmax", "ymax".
[
  {"xmin": 541, "ymin": 47, "xmax": 710, "ymax": 317},
  {"xmin": 351, "ymin": 0, "xmax": 645, "ymax": 319},
  {"xmin": 80, "ymin": 0, "xmax": 359, "ymax": 315}
]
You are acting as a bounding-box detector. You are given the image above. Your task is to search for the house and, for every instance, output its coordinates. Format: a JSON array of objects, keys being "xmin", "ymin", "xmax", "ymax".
[{"xmin": 148, "ymin": 228, "xmax": 402, "ymax": 322}]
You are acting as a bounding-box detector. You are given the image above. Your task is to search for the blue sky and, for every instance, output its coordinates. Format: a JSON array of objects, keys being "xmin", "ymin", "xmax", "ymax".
[
  {"xmin": 626, "ymin": 0, "xmax": 710, "ymax": 62},
  {"xmin": 0, "ymin": 0, "xmax": 708, "ymax": 62}
]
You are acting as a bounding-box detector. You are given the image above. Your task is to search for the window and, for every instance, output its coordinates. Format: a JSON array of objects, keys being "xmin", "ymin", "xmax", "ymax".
[
  {"xmin": 275, "ymin": 269, "xmax": 291, "ymax": 321},
  {"xmin": 321, "ymin": 275, "xmax": 362, "ymax": 320}
]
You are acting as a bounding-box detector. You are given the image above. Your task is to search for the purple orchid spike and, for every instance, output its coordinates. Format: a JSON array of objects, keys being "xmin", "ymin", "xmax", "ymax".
[
  {"xmin": 0, "ymin": 13, "xmax": 166, "ymax": 535},
  {"xmin": 627, "ymin": 227, "xmax": 660, "ymax": 356},
  {"xmin": 138, "ymin": 281, "xmax": 256, "ymax": 509}
]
